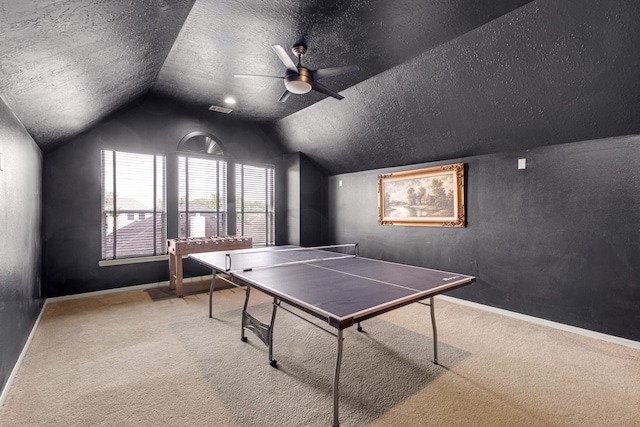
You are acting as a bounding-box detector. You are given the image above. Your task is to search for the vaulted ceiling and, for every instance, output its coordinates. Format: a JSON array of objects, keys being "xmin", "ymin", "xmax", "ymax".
[{"xmin": 2, "ymin": 0, "xmax": 640, "ymax": 174}]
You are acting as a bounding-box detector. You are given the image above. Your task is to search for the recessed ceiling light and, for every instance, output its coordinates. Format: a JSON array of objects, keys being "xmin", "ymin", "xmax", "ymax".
[{"xmin": 224, "ymin": 97, "xmax": 236, "ymax": 104}]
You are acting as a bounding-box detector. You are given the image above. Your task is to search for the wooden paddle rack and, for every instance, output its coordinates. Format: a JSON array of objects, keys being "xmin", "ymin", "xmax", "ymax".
[{"xmin": 167, "ymin": 236, "xmax": 252, "ymax": 297}]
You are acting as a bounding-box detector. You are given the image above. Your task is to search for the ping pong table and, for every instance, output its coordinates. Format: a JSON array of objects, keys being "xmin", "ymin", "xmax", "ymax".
[{"xmin": 190, "ymin": 244, "xmax": 475, "ymax": 426}]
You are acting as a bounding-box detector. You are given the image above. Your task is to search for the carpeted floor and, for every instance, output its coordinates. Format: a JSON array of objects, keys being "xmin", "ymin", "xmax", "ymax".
[{"xmin": 1, "ymin": 282, "xmax": 639, "ymax": 426}]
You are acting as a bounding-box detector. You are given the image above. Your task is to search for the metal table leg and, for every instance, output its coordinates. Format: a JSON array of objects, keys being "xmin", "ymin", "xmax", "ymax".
[
  {"xmin": 240, "ymin": 290, "xmax": 280, "ymax": 367},
  {"xmin": 208, "ymin": 274, "xmax": 216, "ymax": 318},
  {"xmin": 333, "ymin": 329, "xmax": 343, "ymax": 427},
  {"xmin": 430, "ymin": 296, "xmax": 438, "ymax": 364},
  {"xmin": 418, "ymin": 297, "xmax": 439, "ymax": 364}
]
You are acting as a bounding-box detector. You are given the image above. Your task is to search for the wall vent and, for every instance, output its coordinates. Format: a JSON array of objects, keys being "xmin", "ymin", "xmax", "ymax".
[{"xmin": 208, "ymin": 105, "xmax": 232, "ymax": 114}]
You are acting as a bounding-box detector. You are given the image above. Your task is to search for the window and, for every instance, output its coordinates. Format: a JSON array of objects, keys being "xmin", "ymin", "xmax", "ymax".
[
  {"xmin": 236, "ymin": 163, "xmax": 275, "ymax": 246},
  {"xmin": 102, "ymin": 150, "xmax": 166, "ymax": 259},
  {"xmin": 178, "ymin": 156, "xmax": 227, "ymax": 238}
]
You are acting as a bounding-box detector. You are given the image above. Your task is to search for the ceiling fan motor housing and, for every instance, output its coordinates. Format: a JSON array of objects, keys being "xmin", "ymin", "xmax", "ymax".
[
  {"xmin": 284, "ymin": 67, "xmax": 313, "ymax": 94},
  {"xmin": 291, "ymin": 44, "xmax": 307, "ymax": 56}
]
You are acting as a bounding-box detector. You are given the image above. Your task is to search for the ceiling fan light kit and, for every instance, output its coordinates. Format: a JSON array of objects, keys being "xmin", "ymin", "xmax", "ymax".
[
  {"xmin": 284, "ymin": 68, "xmax": 313, "ymax": 94},
  {"xmin": 234, "ymin": 43, "xmax": 360, "ymax": 102}
]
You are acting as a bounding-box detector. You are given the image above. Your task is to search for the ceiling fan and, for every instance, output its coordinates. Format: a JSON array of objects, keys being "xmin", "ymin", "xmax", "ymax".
[{"xmin": 234, "ymin": 44, "xmax": 360, "ymax": 102}]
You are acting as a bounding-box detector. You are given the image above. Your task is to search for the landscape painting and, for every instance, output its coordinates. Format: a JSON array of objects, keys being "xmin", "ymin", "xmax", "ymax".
[{"xmin": 378, "ymin": 163, "xmax": 465, "ymax": 227}]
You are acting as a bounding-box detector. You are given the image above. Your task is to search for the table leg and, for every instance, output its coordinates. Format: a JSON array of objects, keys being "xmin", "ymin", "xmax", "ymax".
[
  {"xmin": 240, "ymin": 289, "xmax": 279, "ymax": 367},
  {"xmin": 333, "ymin": 329, "xmax": 343, "ymax": 427},
  {"xmin": 430, "ymin": 296, "xmax": 438, "ymax": 364},
  {"xmin": 168, "ymin": 252, "xmax": 176, "ymax": 290},
  {"xmin": 175, "ymin": 255, "xmax": 184, "ymax": 297},
  {"xmin": 241, "ymin": 286, "xmax": 251, "ymax": 343},
  {"xmin": 268, "ymin": 298, "xmax": 278, "ymax": 367},
  {"xmin": 209, "ymin": 273, "xmax": 216, "ymax": 318}
]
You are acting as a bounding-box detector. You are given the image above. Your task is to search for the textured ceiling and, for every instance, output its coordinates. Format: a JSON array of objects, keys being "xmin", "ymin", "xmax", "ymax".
[
  {"xmin": 0, "ymin": 0, "xmax": 195, "ymax": 151},
  {"xmin": 154, "ymin": 0, "xmax": 533, "ymax": 121},
  {"xmin": 1, "ymin": 0, "xmax": 530, "ymax": 151},
  {"xmin": 275, "ymin": 0, "xmax": 640, "ymax": 174},
  {"xmin": 2, "ymin": 0, "xmax": 640, "ymax": 175}
]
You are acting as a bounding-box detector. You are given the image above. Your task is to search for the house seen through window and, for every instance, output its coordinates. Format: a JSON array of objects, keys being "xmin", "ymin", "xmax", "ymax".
[
  {"xmin": 101, "ymin": 150, "xmax": 166, "ymax": 259},
  {"xmin": 178, "ymin": 156, "xmax": 227, "ymax": 238},
  {"xmin": 178, "ymin": 157, "xmax": 275, "ymax": 246},
  {"xmin": 102, "ymin": 145, "xmax": 276, "ymax": 261},
  {"xmin": 236, "ymin": 163, "xmax": 275, "ymax": 246}
]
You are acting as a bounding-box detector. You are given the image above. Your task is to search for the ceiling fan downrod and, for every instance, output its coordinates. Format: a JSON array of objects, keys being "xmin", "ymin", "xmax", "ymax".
[{"xmin": 292, "ymin": 44, "xmax": 307, "ymax": 66}]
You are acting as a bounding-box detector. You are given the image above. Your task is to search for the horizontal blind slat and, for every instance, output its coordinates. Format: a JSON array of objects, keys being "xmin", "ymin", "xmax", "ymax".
[
  {"xmin": 236, "ymin": 164, "xmax": 274, "ymax": 245},
  {"xmin": 102, "ymin": 150, "xmax": 166, "ymax": 259},
  {"xmin": 178, "ymin": 156, "xmax": 228, "ymax": 238}
]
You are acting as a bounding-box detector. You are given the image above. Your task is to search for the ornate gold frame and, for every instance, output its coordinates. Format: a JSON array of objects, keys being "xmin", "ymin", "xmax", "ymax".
[{"xmin": 378, "ymin": 163, "xmax": 465, "ymax": 227}]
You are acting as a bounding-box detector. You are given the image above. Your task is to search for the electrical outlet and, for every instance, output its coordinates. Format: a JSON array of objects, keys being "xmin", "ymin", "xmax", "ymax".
[{"xmin": 518, "ymin": 158, "xmax": 526, "ymax": 170}]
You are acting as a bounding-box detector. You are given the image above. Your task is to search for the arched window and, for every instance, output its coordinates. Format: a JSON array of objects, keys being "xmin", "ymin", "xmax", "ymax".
[{"xmin": 177, "ymin": 131, "xmax": 225, "ymax": 156}]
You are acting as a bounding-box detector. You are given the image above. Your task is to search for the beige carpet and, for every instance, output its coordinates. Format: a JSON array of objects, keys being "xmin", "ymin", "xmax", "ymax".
[{"xmin": 1, "ymin": 281, "xmax": 639, "ymax": 426}]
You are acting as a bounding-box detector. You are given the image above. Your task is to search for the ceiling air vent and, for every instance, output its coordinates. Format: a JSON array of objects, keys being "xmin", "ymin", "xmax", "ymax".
[{"xmin": 208, "ymin": 105, "xmax": 232, "ymax": 114}]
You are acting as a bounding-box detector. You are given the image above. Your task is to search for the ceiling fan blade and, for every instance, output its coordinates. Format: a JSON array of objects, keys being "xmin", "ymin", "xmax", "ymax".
[
  {"xmin": 271, "ymin": 45, "xmax": 298, "ymax": 72},
  {"xmin": 311, "ymin": 81, "xmax": 344, "ymax": 100},
  {"xmin": 233, "ymin": 74, "xmax": 283, "ymax": 79},
  {"xmin": 278, "ymin": 90, "xmax": 291, "ymax": 103},
  {"xmin": 313, "ymin": 65, "xmax": 360, "ymax": 80}
]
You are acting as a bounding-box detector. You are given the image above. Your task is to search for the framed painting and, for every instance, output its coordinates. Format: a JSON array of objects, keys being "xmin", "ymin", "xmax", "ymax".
[{"xmin": 378, "ymin": 163, "xmax": 465, "ymax": 227}]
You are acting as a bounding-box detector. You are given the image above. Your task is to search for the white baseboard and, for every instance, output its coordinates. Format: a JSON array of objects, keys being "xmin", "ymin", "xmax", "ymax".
[
  {"xmin": 46, "ymin": 275, "xmax": 214, "ymax": 303},
  {"xmin": 0, "ymin": 299, "xmax": 48, "ymax": 410},
  {"xmin": 3, "ymin": 281, "xmax": 637, "ymax": 410},
  {"xmin": 45, "ymin": 283, "xmax": 640, "ymax": 349},
  {"xmin": 1, "ymin": 275, "xmax": 214, "ymax": 408},
  {"xmin": 437, "ymin": 295, "xmax": 640, "ymax": 350}
]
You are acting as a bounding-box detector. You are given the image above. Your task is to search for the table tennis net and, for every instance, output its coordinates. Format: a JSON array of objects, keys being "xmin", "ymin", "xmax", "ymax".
[{"xmin": 224, "ymin": 244, "xmax": 358, "ymax": 272}]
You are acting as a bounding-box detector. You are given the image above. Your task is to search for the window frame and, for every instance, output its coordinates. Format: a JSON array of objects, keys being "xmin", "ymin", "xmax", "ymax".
[
  {"xmin": 178, "ymin": 154, "xmax": 228, "ymax": 239},
  {"xmin": 101, "ymin": 150, "xmax": 167, "ymax": 261},
  {"xmin": 99, "ymin": 148, "xmax": 277, "ymax": 265},
  {"xmin": 235, "ymin": 162, "xmax": 276, "ymax": 246}
]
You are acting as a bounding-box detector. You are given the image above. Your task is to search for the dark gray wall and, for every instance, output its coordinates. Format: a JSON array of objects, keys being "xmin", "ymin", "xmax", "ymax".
[
  {"xmin": 326, "ymin": 135, "xmax": 640, "ymax": 341},
  {"xmin": 285, "ymin": 153, "xmax": 301, "ymax": 245},
  {"xmin": 43, "ymin": 94, "xmax": 286, "ymax": 297},
  {"xmin": 284, "ymin": 152, "xmax": 324, "ymax": 247},
  {"xmin": 0, "ymin": 98, "xmax": 44, "ymax": 394},
  {"xmin": 299, "ymin": 154, "xmax": 324, "ymax": 247}
]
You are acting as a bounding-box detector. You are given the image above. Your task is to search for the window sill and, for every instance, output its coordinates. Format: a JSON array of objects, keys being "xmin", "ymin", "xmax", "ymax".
[{"xmin": 99, "ymin": 254, "xmax": 168, "ymax": 267}]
